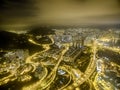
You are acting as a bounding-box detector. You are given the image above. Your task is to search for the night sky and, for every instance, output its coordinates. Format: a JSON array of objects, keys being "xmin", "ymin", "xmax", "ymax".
[{"xmin": 0, "ymin": 0, "xmax": 120, "ymax": 27}]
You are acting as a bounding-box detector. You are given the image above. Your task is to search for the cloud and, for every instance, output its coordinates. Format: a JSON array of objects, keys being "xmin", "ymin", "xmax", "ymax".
[{"xmin": 0, "ymin": 0, "xmax": 120, "ymax": 25}]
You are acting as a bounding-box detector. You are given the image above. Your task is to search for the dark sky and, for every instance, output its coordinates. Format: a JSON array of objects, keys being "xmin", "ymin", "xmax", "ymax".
[{"xmin": 0, "ymin": 0, "xmax": 120, "ymax": 27}]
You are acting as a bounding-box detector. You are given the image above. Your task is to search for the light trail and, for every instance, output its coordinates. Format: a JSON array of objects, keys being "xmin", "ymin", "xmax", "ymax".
[
  {"xmin": 23, "ymin": 35, "xmax": 68, "ymax": 90},
  {"xmin": 0, "ymin": 74, "xmax": 14, "ymax": 85},
  {"xmin": 97, "ymin": 41, "xmax": 120, "ymax": 54},
  {"xmin": 26, "ymin": 35, "xmax": 54, "ymax": 64},
  {"xmin": 63, "ymin": 40, "xmax": 97, "ymax": 90},
  {"xmin": 58, "ymin": 65, "xmax": 73, "ymax": 90},
  {"xmin": 25, "ymin": 37, "xmax": 53, "ymax": 74},
  {"xmin": 88, "ymin": 79, "xmax": 95, "ymax": 90},
  {"xmin": 22, "ymin": 67, "xmax": 48, "ymax": 90},
  {"xmin": 93, "ymin": 73, "xmax": 99, "ymax": 90},
  {"xmin": 22, "ymin": 36, "xmax": 54, "ymax": 90},
  {"xmin": 35, "ymin": 45, "xmax": 69, "ymax": 90}
]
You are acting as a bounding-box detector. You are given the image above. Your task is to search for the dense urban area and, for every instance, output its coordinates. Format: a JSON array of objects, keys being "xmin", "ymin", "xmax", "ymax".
[{"xmin": 0, "ymin": 27, "xmax": 120, "ymax": 90}]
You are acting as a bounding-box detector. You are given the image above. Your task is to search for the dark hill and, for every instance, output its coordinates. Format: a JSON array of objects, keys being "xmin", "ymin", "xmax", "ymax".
[
  {"xmin": 0, "ymin": 30, "xmax": 43, "ymax": 55},
  {"xmin": 28, "ymin": 27, "xmax": 55, "ymax": 36}
]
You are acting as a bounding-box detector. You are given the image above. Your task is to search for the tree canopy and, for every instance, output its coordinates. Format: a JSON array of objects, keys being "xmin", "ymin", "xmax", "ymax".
[{"xmin": 28, "ymin": 27, "xmax": 55, "ymax": 36}]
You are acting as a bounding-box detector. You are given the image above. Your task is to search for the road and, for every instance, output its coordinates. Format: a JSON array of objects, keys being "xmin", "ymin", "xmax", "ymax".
[
  {"xmin": 63, "ymin": 40, "xmax": 97, "ymax": 90},
  {"xmin": 23, "ymin": 36, "xmax": 97, "ymax": 90}
]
